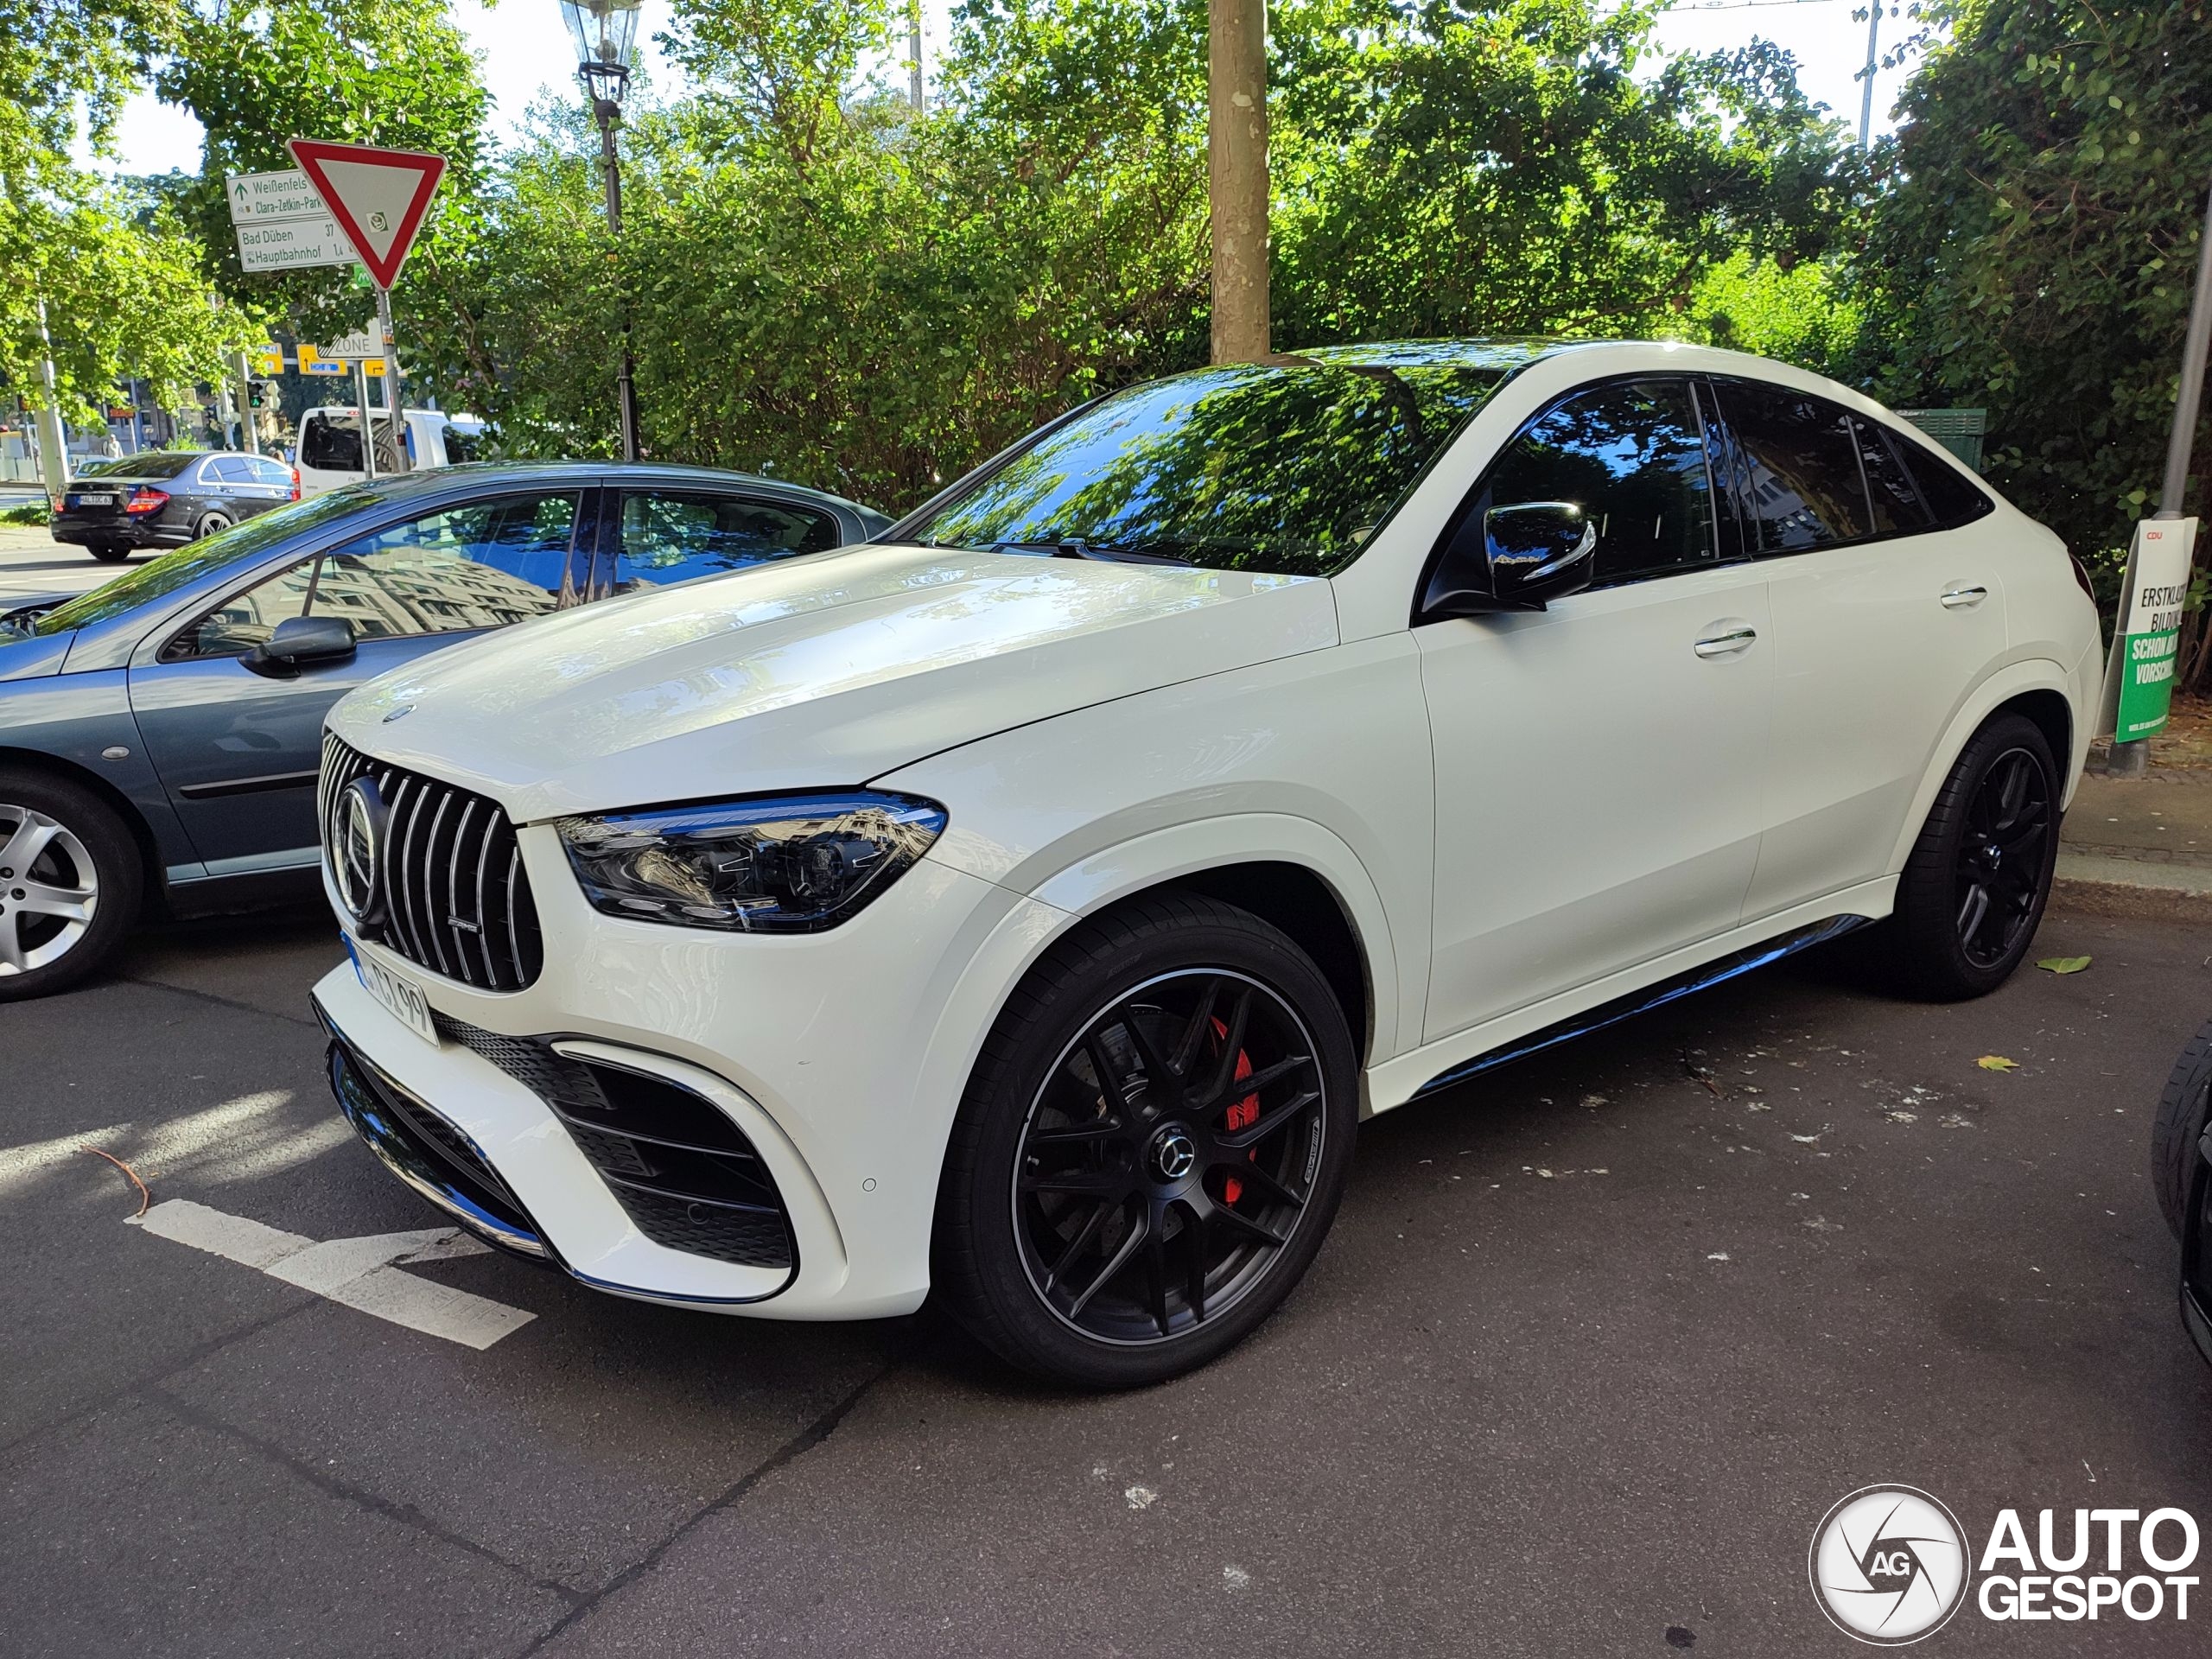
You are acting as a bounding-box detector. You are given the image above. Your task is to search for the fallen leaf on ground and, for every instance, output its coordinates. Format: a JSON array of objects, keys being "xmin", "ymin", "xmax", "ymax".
[
  {"xmin": 1976, "ymin": 1055, "xmax": 2019, "ymax": 1071},
  {"xmin": 2036, "ymin": 955, "xmax": 2093, "ymax": 975}
]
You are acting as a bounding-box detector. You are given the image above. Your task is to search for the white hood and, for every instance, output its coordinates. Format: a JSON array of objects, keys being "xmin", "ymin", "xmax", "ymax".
[{"xmin": 328, "ymin": 544, "xmax": 1338, "ymax": 821}]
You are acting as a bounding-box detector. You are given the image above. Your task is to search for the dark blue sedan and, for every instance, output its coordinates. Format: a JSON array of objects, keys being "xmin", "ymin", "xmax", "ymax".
[{"xmin": 0, "ymin": 462, "xmax": 888, "ymax": 999}]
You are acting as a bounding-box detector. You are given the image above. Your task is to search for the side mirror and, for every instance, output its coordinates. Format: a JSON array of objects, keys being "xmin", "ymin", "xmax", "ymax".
[
  {"xmin": 1422, "ymin": 499, "xmax": 1599, "ymax": 619},
  {"xmin": 245, "ymin": 614, "xmax": 355, "ymax": 677}
]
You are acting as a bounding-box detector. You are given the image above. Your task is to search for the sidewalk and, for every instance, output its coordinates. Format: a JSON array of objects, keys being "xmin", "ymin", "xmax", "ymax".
[{"xmin": 2060, "ymin": 695, "xmax": 2212, "ymax": 912}]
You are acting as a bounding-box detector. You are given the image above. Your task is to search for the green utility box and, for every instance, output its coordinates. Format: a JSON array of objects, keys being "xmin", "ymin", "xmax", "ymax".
[{"xmin": 1898, "ymin": 407, "xmax": 1987, "ymax": 473}]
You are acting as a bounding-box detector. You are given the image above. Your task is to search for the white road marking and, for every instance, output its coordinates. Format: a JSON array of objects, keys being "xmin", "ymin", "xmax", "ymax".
[{"xmin": 133, "ymin": 1198, "xmax": 536, "ymax": 1350}]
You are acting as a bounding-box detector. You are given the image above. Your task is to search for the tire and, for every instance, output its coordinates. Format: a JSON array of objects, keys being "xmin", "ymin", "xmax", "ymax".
[
  {"xmin": 0, "ymin": 769, "xmax": 143, "ymax": 1001},
  {"xmin": 1882, "ymin": 713, "xmax": 2060, "ymax": 1001},
  {"xmin": 87, "ymin": 542, "xmax": 131, "ymax": 563},
  {"xmin": 194, "ymin": 512, "xmax": 232, "ymax": 540},
  {"xmin": 2151, "ymin": 1020, "xmax": 2212, "ymax": 1239},
  {"xmin": 933, "ymin": 891, "xmax": 1359, "ymax": 1389}
]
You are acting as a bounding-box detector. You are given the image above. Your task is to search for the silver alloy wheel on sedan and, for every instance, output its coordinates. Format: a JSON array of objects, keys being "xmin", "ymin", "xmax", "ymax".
[{"xmin": 0, "ymin": 805, "xmax": 100, "ymax": 975}]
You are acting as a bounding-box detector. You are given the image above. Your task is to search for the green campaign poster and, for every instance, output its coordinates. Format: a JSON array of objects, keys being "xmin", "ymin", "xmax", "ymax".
[{"xmin": 2108, "ymin": 518, "xmax": 2197, "ymax": 743}]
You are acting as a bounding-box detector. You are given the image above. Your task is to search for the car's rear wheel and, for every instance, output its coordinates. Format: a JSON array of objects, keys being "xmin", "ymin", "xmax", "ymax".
[
  {"xmin": 935, "ymin": 892, "xmax": 1357, "ymax": 1388},
  {"xmin": 1884, "ymin": 712, "xmax": 2059, "ymax": 1001},
  {"xmin": 2152, "ymin": 1020, "xmax": 2212, "ymax": 1239},
  {"xmin": 87, "ymin": 541, "xmax": 131, "ymax": 563},
  {"xmin": 194, "ymin": 512, "xmax": 232, "ymax": 540},
  {"xmin": 0, "ymin": 770, "xmax": 143, "ymax": 1001}
]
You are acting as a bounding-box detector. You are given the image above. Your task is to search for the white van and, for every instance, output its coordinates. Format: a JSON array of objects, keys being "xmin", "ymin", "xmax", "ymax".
[{"xmin": 296, "ymin": 407, "xmax": 486, "ymax": 495}]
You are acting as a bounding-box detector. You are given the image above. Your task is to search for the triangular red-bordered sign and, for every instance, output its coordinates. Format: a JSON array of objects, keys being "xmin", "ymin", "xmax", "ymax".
[{"xmin": 286, "ymin": 138, "xmax": 447, "ymax": 290}]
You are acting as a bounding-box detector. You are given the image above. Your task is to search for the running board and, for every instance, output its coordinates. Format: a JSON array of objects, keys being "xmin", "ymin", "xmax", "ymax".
[{"xmin": 1410, "ymin": 914, "xmax": 1872, "ymax": 1101}]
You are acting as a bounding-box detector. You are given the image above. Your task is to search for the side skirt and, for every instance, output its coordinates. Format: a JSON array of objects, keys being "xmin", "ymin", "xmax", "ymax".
[{"xmin": 1408, "ymin": 914, "xmax": 1871, "ymax": 1103}]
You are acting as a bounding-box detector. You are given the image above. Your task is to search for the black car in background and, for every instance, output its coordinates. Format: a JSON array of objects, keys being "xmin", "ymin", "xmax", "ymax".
[
  {"xmin": 50, "ymin": 450, "xmax": 300, "ymax": 563},
  {"xmin": 2155, "ymin": 1024, "xmax": 2212, "ymax": 1365}
]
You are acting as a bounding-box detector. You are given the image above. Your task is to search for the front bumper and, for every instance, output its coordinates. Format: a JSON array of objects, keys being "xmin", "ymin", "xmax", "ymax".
[
  {"xmin": 313, "ymin": 823, "xmax": 1071, "ymax": 1319},
  {"xmin": 2182, "ymin": 1126, "xmax": 2212, "ymax": 1366}
]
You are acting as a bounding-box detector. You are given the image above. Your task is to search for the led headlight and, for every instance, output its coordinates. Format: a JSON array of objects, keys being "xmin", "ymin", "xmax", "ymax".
[{"xmin": 557, "ymin": 792, "xmax": 948, "ymax": 933}]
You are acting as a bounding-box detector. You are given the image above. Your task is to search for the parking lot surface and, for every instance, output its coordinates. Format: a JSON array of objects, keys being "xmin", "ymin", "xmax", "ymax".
[{"xmin": 3, "ymin": 894, "xmax": 2209, "ymax": 1656}]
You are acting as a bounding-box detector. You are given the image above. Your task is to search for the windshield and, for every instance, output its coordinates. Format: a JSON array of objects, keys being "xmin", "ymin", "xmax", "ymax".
[
  {"xmin": 73, "ymin": 451, "xmax": 199, "ymax": 480},
  {"xmin": 33, "ymin": 486, "xmax": 375, "ymax": 636},
  {"xmin": 904, "ymin": 346, "xmax": 1529, "ymax": 577}
]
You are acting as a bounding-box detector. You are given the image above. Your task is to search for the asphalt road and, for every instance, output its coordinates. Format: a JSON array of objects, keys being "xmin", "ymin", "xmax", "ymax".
[
  {"xmin": 0, "ymin": 514, "xmax": 147, "ymax": 607},
  {"xmin": 4, "ymin": 893, "xmax": 2210, "ymax": 1657}
]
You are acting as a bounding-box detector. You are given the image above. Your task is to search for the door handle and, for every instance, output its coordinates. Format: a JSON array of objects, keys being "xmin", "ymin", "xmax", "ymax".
[
  {"xmin": 1693, "ymin": 626, "xmax": 1758, "ymax": 658},
  {"xmin": 1940, "ymin": 585, "xmax": 1989, "ymax": 608}
]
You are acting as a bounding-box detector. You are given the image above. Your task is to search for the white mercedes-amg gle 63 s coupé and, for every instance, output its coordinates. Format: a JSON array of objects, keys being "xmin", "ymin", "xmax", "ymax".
[{"xmin": 310, "ymin": 340, "xmax": 2099, "ymax": 1387}]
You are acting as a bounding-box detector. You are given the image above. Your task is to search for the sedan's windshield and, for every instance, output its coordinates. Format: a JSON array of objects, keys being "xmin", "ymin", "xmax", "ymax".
[
  {"xmin": 904, "ymin": 346, "xmax": 1532, "ymax": 577},
  {"xmin": 32, "ymin": 486, "xmax": 374, "ymax": 636}
]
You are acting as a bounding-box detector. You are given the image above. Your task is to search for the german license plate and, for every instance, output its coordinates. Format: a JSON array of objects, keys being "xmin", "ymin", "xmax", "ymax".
[
  {"xmin": 346, "ymin": 936, "xmax": 441, "ymax": 1047},
  {"xmin": 70, "ymin": 493, "xmax": 118, "ymax": 508}
]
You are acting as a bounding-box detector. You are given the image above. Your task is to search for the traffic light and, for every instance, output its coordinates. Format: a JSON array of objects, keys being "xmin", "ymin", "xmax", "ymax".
[{"xmin": 248, "ymin": 381, "xmax": 273, "ymax": 410}]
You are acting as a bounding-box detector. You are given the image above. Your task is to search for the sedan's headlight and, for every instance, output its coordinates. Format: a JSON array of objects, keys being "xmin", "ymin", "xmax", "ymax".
[{"xmin": 556, "ymin": 792, "xmax": 948, "ymax": 933}]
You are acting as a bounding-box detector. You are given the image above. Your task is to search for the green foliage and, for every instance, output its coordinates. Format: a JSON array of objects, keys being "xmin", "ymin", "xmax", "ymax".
[
  {"xmin": 1269, "ymin": 0, "xmax": 1858, "ymax": 345},
  {"xmin": 1847, "ymin": 0, "xmax": 2212, "ymax": 559},
  {"xmin": 441, "ymin": 0, "xmax": 1856, "ymax": 511},
  {"xmin": 1685, "ymin": 253, "xmax": 1862, "ymax": 374},
  {"xmin": 0, "ymin": 0, "xmax": 256, "ymax": 419}
]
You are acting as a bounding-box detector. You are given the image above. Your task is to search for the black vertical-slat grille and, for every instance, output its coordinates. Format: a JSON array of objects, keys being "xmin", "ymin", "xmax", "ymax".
[{"xmin": 320, "ymin": 732, "xmax": 544, "ymax": 990}]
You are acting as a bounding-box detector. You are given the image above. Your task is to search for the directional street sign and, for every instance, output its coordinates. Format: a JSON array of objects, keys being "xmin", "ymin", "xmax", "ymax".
[
  {"xmin": 226, "ymin": 168, "xmax": 333, "ymax": 223},
  {"xmin": 251, "ymin": 346, "xmax": 284, "ymax": 376},
  {"xmin": 226, "ymin": 168, "xmax": 359, "ymax": 272},
  {"xmin": 296, "ymin": 346, "xmax": 344, "ymax": 377},
  {"xmin": 285, "ymin": 140, "xmax": 447, "ymax": 291}
]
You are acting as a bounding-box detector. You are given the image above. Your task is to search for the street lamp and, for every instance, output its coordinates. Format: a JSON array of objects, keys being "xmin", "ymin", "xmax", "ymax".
[{"xmin": 562, "ymin": 0, "xmax": 644, "ymax": 461}]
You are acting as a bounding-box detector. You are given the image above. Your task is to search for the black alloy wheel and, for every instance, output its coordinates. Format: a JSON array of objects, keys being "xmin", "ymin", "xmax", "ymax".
[
  {"xmin": 1013, "ymin": 968, "xmax": 1326, "ymax": 1345},
  {"xmin": 936, "ymin": 891, "xmax": 1357, "ymax": 1388},
  {"xmin": 1885, "ymin": 711, "xmax": 2060, "ymax": 1001},
  {"xmin": 1953, "ymin": 747, "xmax": 2052, "ymax": 969}
]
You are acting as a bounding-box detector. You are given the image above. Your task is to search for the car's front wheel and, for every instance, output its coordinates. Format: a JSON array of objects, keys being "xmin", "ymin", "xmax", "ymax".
[
  {"xmin": 0, "ymin": 769, "xmax": 143, "ymax": 1001},
  {"xmin": 935, "ymin": 892, "xmax": 1358, "ymax": 1388},
  {"xmin": 1885, "ymin": 712, "xmax": 2060, "ymax": 1000}
]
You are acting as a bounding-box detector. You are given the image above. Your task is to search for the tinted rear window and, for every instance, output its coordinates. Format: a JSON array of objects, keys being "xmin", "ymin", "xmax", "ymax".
[
  {"xmin": 75, "ymin": 451, "xmax": 198, "ymax": 481},
  {"xmin": 1890, "ymin": 429, "xmax": 1995, "ymax": 528}
]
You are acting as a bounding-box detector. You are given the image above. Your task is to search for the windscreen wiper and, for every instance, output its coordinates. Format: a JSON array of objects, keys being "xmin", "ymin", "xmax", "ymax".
[{"xmin": 988, "ymin": 538, "xmax": 1188, "ymax": 567}]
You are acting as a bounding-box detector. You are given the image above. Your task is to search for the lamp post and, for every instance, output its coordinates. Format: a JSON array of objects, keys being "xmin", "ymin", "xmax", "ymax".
[{"xmin": 562, "ymin": 0, "xmax": 644, "ymax": 461}]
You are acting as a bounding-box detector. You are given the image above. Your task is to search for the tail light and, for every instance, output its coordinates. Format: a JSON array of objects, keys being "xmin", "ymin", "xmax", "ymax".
[
  {"xmin": 124, "ymin": 487, "xmax": 168, "ymax": 516},
  {"xmin": 2069, "ymin": 552, "xmax": 2095, "ymax": 601},
  {"xmin": 289, "ymin": 468, "xmax": 302, "ymax": 502}
]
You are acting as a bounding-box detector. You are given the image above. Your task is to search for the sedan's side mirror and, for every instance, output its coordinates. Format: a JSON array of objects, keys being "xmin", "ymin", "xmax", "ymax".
[
  {"xmin": 245, "ymin": 614, "xmax": 355, "ymax": 677},
  {"xmin": 1422, "ymin": 499, "xmax": 1599, "ymax": 620}
]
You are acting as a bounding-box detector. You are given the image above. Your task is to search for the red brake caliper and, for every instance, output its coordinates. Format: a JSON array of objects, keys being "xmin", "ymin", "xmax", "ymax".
[{"xmin": 1213, "ymin": 1016, "xmax": 1259, "ymax": 1205}]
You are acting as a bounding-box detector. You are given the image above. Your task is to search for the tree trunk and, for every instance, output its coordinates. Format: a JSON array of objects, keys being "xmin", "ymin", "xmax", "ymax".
[{"xmin": 1208, "ymin": 0, "xmax": 1268, "ymax": 365}]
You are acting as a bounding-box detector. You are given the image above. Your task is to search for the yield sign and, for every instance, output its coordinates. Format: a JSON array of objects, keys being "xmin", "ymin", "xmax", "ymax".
[{"xmin": 285, "ymin": 138, "xmax": 447, "ymax": 290}]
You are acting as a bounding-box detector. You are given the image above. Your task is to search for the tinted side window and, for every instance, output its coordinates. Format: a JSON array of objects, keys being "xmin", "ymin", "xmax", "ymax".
[
  {"xmin": 1482, "ymin": 378, "xmax": 1719, "ymax": 588},
  {"xmin": 206, "ymin": 457, "xmax": 252, "ymax": 486},
  {"xmin": 1719, "ymin": 381, "xmax": 1872, "ymax": 552},
  {"xmin": 1889, "ymin": 429, "xmax": 1996, "ymax": 529},
  {"xmin": 251, "ymin": 457, "xmax": 295, "ymax": 488},
  {"xmin": 1854, "ymin": 419, "xmax": 1932, "ymax": 536},
  {"xmin": 610, "ymin": 492, "xmax": 838, "ymax": 593},
  {"xmin": 307, "ymin": 493, "xmax": 582, "ymax": 640}
]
